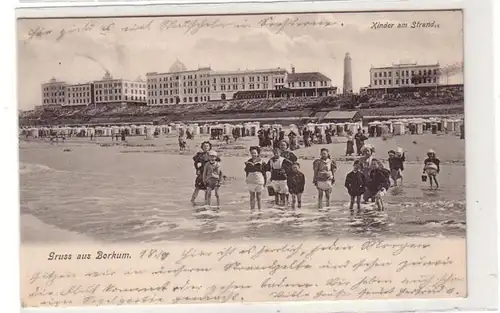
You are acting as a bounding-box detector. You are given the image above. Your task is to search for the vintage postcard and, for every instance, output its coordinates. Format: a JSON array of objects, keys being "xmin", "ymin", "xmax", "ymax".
[{"xmin": 18, "ymin": 9, "xmax": 467, "ymax": 308}]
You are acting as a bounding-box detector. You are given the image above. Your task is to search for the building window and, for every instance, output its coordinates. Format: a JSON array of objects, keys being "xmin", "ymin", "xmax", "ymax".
[
  {"xmin": 396, "ymin": 79, "xmax": 399, "ymax": 84},
  {"xmin": 389, "ymin": 79, "xmax": 392, "ymax": 84},
  {"xmin": 383, "ymin": 72, "xmax": 387, "ymax": 77},
  {"xmin": 406, "ymin": 79, "xmax": 409, "ymax": 84},
  {"xmin": 374, "ymin": 80, "xmax": 377, "ymax": 85}
]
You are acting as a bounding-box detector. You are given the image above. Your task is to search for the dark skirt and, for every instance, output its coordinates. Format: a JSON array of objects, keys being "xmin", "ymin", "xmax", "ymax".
[
  {"xmin": 195, "ymin": 173, "xmax": 207, "ymax": 190},
  {"xmin": 346, "ymin": 141, "xmax": 355, "ymax": 154}
]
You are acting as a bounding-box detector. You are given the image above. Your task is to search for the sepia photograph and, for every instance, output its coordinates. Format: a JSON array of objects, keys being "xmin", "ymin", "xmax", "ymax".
[
  {"xmin": 17, "ymin": 8, "xmax": 474, "ymax": 308},
  {"xmin": 18, "ymin": 11, "xmax": 465, "ymax": 244}
]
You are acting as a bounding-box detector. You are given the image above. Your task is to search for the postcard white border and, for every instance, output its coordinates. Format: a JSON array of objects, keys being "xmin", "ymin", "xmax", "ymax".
[{"xmin": 3, "ymin": 0, "xmax": 498, "ymax": 312}]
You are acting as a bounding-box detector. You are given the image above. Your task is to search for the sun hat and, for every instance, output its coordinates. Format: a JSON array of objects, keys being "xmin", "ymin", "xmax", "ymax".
[
  {"xmin": 208, "ymin": 150, "xmax": 218, "ymax": 157},
  {"xmin": 427, "ymin": 149, "xmax": 436, "ymax": 155},
  {"xmin": 361, "ymin": 144, "xmax": 375, "ymax": 153}
]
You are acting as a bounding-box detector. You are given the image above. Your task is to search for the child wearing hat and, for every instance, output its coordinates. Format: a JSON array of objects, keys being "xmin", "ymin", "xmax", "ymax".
[
  {"xmin": 267, "ymin": 147, "xmax": 293, "ymax": 207},
  {"xmin": 388, "ymin": 148, "xmax": 405, "ymax": 187},
  {"xmin": 203, "ymin": 150, "xmax": 223, "ymax": 207},
  {"xmin": 312, "ymin": 148, "xmax": 337, "ymax": 209},
  {"xmin": 423, "ymin": 149, "xmax": 440, "ymax": 190}
]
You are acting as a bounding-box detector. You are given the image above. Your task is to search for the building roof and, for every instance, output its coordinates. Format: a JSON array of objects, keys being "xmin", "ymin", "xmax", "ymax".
[
  {"xmin": 314, "ymin": 110, "xmax": 360, "ymax": 120},
  {"xmin": 212, "ymin": 68, "xmax": 286, "ymax": 76},
  {"xmin": 371, "ymin": 63, "xmax": 440, "ymax": 70},
  {"xmin": 287, "ymin": 72, "xmax": 331, "ymax": 82}
]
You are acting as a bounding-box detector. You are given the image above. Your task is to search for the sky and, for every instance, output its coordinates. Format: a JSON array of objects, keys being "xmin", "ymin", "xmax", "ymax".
[{"xmin": 17, "ymin": 10, "xmax": 464, "ymax": 109}]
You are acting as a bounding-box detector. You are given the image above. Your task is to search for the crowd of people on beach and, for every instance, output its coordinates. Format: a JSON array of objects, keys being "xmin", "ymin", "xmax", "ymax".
[{"xmin": 188, "ymin": 138, "xmax": 442, "ymax": 214}]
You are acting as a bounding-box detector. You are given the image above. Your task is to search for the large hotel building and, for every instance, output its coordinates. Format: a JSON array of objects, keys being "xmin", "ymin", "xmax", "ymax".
[
  {"xmin": 41, "ymin": 60, "xmax": 337, "ymax": 107},
  {"xmin": 368, "ymin": 62, "xmax": 440, "ymax": 89},
  {"xmin": 41, "ymin": 78, "xmax": 67, "ymax": 106},
  {"xmin": 93, "ymin": 72, "xmax": 147, "ymax": 105}
]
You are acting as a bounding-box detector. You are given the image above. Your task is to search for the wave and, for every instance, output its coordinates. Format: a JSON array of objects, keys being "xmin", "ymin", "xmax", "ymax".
[{"xmin": 19, "ymin": 163, "xmax": 54, "ymax": 175}]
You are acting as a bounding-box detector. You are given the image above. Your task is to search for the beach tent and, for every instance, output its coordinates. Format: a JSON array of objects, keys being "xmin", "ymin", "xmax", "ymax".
[
  {"xmin": 249, "ymin": 123, "xmax": 259, "ymax": 136},
  {"xmin": 29, "ymin": 128, "xmax": 39, "ymax": 138},
  {"xmin": 145, "ymin": 126, "xmax": 154, "ymax": 139},
  {"xmin": 130, "ymin": 125, "xmax": 138, "ymax": 135},
  {"xmin": 414, "ymin": 119, "xmax": 425, "ymax": 135},
  {"xmin": 368, "ymin": 121, "xmax": 382, "ymax": 137},
  {"xmin": 447, "ymin": 119, "xmax": 455, "ymax": 132},
  {"xmin": 392, "ymin": 122, "xmax": 405, "ymax": 135},
  {"xmin": 103, "ymin": 127, "xmax": 112, "ymax": 136},
  {"xmin": 200, "ymin": 124, "xmax": 209, "ymax": 135},
  {"xmin": 222, "ymin": 124, "xmax": 232, "ymax": 135},
  {"xmin": 137, "ymin": 125, "xmax": 145, "ymax": 136},
  {"xmin": 382, "ymin": 121, "xmax": 393, "ymax": 133}
]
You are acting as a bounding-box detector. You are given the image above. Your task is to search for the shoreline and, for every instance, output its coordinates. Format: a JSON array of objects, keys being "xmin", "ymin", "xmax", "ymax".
[{"xmin": 20, "ymin": 212, "xmax": 465, "ymax": 246}]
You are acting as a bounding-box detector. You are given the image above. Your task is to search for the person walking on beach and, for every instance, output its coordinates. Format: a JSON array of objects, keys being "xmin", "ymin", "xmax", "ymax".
[
  {"xmin": 203, "ymin": 150, "xmax": 222, "ymax": 208},
  {"xmin": 244, "ymin": 146, "xmax": 267, "ymax": 211},
  {"xmin": 345, "ymin": 132, "xmax": 355, "ymax": 156},
  {"xmin": 288, "ymin": 130, "xmax": 298, "ymax": 151},
  {"xmin": 302, "ymin": 127, "xmax": 311, "ymax": 147},
  {"xmin": 313, "ymin": 148, "xmax": 337, "ymax": 209},
  {"xmin": 388, "ymin": 148, "xmax": 405, "ymax": 187},
  {"xmin": 287, "ymin": 162, "xmax": 305, "ymax": 210},
  {"xmin": 423, "ymin": 149, "xmax": 441, "ymax": 190},
  {"xmin": 178, "ymin": 134, "xmax": 187, "ymax": 151},
  {"xmin": 325, "ymin": 127, "xmax": 333, "ymax": 144},
  {"xmin": 354, "ymin": 128, "xmax": 368, "ymax": 156},
  {"xmin": 190, "ymin": 141, "xmax": 212, "ymax": 204},
  {"xmin": 344, "ymin": 160, "xmax": 366, "ymax": 215},
  {"xmin": 359, "ymin": 144, "xmax": 384, "ymax": 203},
  {"xmin": 267, "ymin": 147, "xmax": 292, "ymax": 207}
]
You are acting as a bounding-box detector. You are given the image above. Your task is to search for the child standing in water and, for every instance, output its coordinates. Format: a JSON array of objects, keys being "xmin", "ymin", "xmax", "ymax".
[
  {"xmin": 368, "ymin": 167, "xmax": 391, "ymax": 211},
  {"xmin": 423, "ymin": 149, "xmax": 441, "ymax": 190},
  {"xmin": 287, "ymin": 162, "xmax": 305, "ymax": 210},
  {"xmin": 312, "ymin": 148, "xmax": 337, "ymax": 209},
  {"xmin": 203, "ymin": 150, "xmax": 222, "ymax": 208},
  {"xmin": 388, "ymin": 148, "xmax": 405, "ymax": 187},
  {"xmin": 344, "ymin": 160, "xmax": 366, "ymax": 214},
  {"xmin": 244, "ymin": 146, "xmax": 267, "ymax": 211},
  {"xmin": 267, "ymin": 147, "xmax": 292, "ymax": 207}
]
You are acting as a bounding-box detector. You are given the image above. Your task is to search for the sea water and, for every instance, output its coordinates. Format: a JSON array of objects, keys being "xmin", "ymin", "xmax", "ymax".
[{"xmin": 19, "ymin": 140, "xmax": 465, "ymax": 243}]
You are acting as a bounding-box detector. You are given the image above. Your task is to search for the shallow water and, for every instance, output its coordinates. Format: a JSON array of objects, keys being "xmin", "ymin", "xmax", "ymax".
[{"xmin": 19, "ymin": 140, "xmax": 466, "ymax": 243}]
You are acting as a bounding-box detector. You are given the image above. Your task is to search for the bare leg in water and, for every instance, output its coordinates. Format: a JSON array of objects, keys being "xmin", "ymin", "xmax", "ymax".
[
  {"xmin": 190, "ymin": 188, "xmax": 199, "ymax": 204},
  {"xmin": 325, "ymin": 190, "xmax": 331, "ymax": 208},
  {"xmin": 317, "ymin": 189, "xmax": 324, "ymax": 209},
  {"xmin": 249, "ymin": 192, "xmax": 256, "ymax": 211},
  {"xmin": 256, "ymin": 192, "xmax": 262, "ymax": 211}
]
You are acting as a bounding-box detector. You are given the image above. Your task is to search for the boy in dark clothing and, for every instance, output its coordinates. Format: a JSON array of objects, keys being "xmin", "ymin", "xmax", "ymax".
[
  {"xmin": 287, "ymin": 162, "xmax": 305, "ymax": 210},
  {"xmin": 368, "ymin": 167, "xmax": 391, "ymax": 211},
  {"xmin": 344, "ymin": 160, "xmax": 366, "ymax": 214},
  {"xmin": 388, "ymin": 149, "xmax": 405, "ymax": 186}
]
